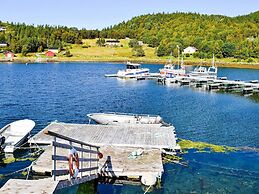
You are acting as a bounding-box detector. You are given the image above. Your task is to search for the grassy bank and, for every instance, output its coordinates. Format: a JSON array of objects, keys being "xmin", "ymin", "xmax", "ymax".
[{"xmin": 1, "ymin": 39, "xmax": 259, "ymax": 69}]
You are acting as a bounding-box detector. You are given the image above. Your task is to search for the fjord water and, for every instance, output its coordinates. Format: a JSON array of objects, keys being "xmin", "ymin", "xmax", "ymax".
[{"xmin": 0, "ymin": 63, "xmax": 258, "ymax": 193}]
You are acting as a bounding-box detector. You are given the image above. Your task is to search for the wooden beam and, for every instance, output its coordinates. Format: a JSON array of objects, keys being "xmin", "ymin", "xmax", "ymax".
[
  {"xmin": 52, "ymin": 167, "xmax": 98, "ymax": 176},
  {"xmin": 52, "ymin": 155, "xmax": 99, "ymax": 162},
  {"xmin": 52, "ymin": 141, "xmax": 99, "ymax": 154},
  {"xmin": 52, "ymin": 169, "xmax": 69, "ymax": 176},
  {"xmin": 45, "ymin": 129, "xmax": 100, "ymax": 149},
  {"xmin": 79, "ymin": 167, "xmax": 99, "ymax": 173}
]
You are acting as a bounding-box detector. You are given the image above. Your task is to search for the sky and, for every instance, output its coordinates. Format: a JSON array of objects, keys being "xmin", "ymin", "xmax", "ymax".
[{"xmin": 0, "ymin": 0, "xmax": 258, "ymax": 29}]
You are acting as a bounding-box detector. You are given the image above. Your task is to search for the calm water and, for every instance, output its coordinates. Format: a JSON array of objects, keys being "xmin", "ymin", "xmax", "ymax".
[{"xmin": 0, "ymin": 63, "xmax": 258, "ymax": 193}]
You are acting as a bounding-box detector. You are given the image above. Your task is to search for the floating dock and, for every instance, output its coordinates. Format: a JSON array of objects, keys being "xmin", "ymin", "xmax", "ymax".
[
  {"xmin": 29, "ymin": 122, "xmax": 178, "ymax": 149},
  {"xmin": 1, "ymin": 122, "xmax": 179, "ymax": 193},
  {"xmin": 162, "ymin": 76, "xmax": 259, "ymax": 95}
]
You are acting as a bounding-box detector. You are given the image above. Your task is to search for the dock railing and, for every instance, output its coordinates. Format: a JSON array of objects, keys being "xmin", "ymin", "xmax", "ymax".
[{"xmin": 44, "ymin": 129, "xmax": 100, "ymax": 181}]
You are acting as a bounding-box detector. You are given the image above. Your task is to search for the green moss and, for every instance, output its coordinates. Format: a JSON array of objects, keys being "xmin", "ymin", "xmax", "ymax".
[
  {"xmin": 2, "ymin": 157, "xmax": 35, "ymax": 164},
  {"xmin": 164, "ymin": 154, "xmax": 182, "ymax": 161},
  {"xmin": 21, "ymin": 171, "xmax": 28, "ymax": 176},
  {"xmin": 3, "ymin": 157, "xmax": 16, "ymax": 164},
  {"xmin": 16, "ymin": 157, "xmax": 35, "ymax": 162},
  {"xmin": 179, "ymin": 139, "xmax": 237, "ymax": 153}
]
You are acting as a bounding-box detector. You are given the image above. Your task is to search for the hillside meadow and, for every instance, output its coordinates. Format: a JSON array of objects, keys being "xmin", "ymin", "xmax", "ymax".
[{"xmin": 4, "ymin": 38, "xmax": 258, "ymax": 69}]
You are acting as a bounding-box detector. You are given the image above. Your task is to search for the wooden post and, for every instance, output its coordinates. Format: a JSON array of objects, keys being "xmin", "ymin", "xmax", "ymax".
[
  {"xmin": 52, "ymin": 136, "xmax": 56, "ymax": 181},
  {"xmin": 80, "ymin": 144, "xmax": 83, "ymax": 178},
  {"xmin": 89, "ymin": 146, "xmax": 92, "ymax": 175},
  {"xmin": 96, "ymin": 148, "xmax": 99, "ymax": 175}
]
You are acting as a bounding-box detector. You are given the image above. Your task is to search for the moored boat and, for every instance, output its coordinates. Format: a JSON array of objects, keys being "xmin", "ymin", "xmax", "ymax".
[
  {"xmin": 160, "ymin": 64, "xmax": 186, "ymax": 78},
  {"xmin": 117, "ymin": 62, "xmax": 150, "ymax": 79},
  {"xmin": 87, "ymin": 112, "xmax": 167, "ymax": 125},
  {"xmin": 189, "ymin": 54, "xmax": 217, "ymax": 79},
  {"xmin": 0, "ymin": 119, "xmax": 35, "ymax": 153}
]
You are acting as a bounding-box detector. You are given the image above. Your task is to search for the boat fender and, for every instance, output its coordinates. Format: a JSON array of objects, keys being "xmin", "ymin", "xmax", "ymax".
[
  {"xmin": 141, "ymin": 173, "xmax": 157, "ymax": 186},
  {"xmin": 68, "ymin": 147, "xmax": 79, "ymax": 178}
]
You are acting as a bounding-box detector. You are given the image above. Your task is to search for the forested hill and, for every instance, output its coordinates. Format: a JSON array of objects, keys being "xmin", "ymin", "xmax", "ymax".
[
  {"xmin": 100, "ymin": 12, "xmax": 259, "ymax": 58},
  {"xmin": 0, "ymin": 11, "xmax": 258, "ymax": 59}
]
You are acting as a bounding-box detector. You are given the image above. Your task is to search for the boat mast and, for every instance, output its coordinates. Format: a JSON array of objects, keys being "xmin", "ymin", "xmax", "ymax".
[
  {"xmin": 177, "ymin": 45, "xmax": 180, "ymax": 67},
  {"xmin": 169, "ymin": 51, "xmax": 172, "ymax": 64},
  {"xmin": 212, "ymin": 54, "xmax": 215, "ymax": 67}
]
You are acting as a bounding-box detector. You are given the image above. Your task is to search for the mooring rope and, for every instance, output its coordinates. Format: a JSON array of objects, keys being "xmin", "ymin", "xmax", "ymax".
[
  {"xmin": 0, "ymin": 163, "xmax": 33, "ymax": 178},
  {"xmin": 144, "ymin": 185, "xmax": 152, "ymax": 194}
]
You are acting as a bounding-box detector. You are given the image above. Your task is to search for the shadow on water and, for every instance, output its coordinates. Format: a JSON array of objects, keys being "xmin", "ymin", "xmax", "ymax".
[{"xmin": 56, "ymin": 180, "xmax": 97, "ymax": 194}]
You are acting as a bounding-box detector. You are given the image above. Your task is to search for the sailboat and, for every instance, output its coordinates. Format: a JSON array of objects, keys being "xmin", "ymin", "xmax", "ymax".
[
  {"xmin": 189, "ymin": 54, "xmax": 217, "ymax": 79},
  {"xmin": 159, "ymin": 51, "xmax": 186, "ymax": 78}
]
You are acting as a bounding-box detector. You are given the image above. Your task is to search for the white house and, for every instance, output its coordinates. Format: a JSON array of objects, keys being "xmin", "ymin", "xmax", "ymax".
[
  {"xmin": 183, "ymin": 46, "xmax": 197, "ymax": 54},
  {"xmin": 0, "ymin": 27, "xmax": 6, "ymax": 31},
  {"xmin": 0, "ymin": 42, "xmax": 7, "ymax": 47},
  {"xmin": 138, "ymin": 41, "xmax": 144, "ymax": 46}
]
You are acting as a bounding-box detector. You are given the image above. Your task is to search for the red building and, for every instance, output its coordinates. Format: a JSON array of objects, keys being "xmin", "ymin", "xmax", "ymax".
[
  {"xmin": 4, "ymin": 51, "xmax": 14, "ymax": 58},
  {"xmin": 45, "ymin": 51, "xmax": 55, "ymax": 57},
  {"xmin": 4, "ymin": 51, "xmax": 14, "ymax": 61}
]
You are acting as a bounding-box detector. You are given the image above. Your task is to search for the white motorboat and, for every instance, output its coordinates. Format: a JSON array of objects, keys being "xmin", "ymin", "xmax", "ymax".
[
  {"xmin": 189, "ymin": 55, "xmax": 217, "ymax": 79},
  {"xmin": 87, "ymin": 112, "xmax": 167, "ymax": 125},
  {"xmin": 117, "ymin": 62, "xmax": 150, "ymax": 79},
  {"xmin": 0, "ymin": 119, "xmax": 35, "ymax": 153}
]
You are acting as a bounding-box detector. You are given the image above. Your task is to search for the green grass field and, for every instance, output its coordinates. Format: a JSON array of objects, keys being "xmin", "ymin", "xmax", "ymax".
[{"xmin": 8, "ymin": 38, "xmax": 259, "ymax": 69}]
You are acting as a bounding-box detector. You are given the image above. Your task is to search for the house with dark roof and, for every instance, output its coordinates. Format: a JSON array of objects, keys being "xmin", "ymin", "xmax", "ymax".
[
  {"xmin": 0, "ymin": 42, "xmax": 8, "ymax": 47},
  {"xmin": 105, "ymin": 39, "xmax": 120, "ymax": 47}
]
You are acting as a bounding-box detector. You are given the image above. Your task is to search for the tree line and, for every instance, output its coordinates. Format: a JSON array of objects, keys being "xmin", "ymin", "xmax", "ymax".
[
  {"xmin": 101, "ymin": 11, "xmax": 259, "ymax": 60},
  {"xmin": 0, "ymin": 21, "xmax": 99, "ymax": 55},
  {"xmin": 0, "ymin": 11, "xmax": 258, "ymax": 59}
]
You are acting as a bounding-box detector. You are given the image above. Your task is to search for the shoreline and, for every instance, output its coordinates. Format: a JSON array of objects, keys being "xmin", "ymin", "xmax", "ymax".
[{"xmin": 1, "ymin": 58, "xmax": 259, "ymax": 69}]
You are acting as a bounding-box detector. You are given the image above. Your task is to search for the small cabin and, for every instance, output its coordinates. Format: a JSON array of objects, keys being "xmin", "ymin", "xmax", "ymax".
[
  {"xmin": 45, "ymin": 51, "xmax": 55, "ymax": 57},
  {"xmin": 126, "ymin": 62, "xmax": 140, "ymax": 69},
  {"xmin": 183, "ymin": 46, "xmax": 197, "ymax": 54},
  {"xmin": 105, "ymin": 40, "xmax": 120, "ymax": 47}
]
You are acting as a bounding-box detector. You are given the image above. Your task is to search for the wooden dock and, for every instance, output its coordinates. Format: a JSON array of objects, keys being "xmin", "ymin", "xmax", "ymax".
[
  {"xmin": 30, "ymin": 122, "xmax": 178, "ymax": 177},
  {"xmin": 0, "ymin": 122, "xmax": 179, "ymax": 193},
  {"xmin": 162, "ymin": 76, "xmax": 259, "ymax": 95},
  {"xmin": 32, "ymin": 145, "xmax": 164, "ymax": 178},
  {"xmin": 29, "ymin": 122, "xmax": 179, "ymax": 150}
]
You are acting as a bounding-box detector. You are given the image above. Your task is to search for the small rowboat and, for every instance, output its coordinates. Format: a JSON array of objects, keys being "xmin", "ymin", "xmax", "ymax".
[
  {"xmin": 0, "ymin": 119, "xmax": 35, "ymax": 153},
  {"xmin": 87, "ymin": 112, "xmax": 168, "ymax": 125}
]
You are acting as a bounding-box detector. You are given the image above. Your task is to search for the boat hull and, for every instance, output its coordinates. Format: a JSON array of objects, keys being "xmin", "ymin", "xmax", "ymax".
[
  {"xmin": 0, "ymin": 119, "xmax": 35, "ymax": 153},
  {"xmin": 87, "ymin": 113, "xmax": 163, "ymax": 125},
  {"xmin": 117, "ymin": 69, "xmax": 150, "ymax": 79}
]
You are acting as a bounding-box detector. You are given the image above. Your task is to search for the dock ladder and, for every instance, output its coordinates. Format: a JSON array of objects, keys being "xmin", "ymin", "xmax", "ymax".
[{"xmin": 44, "ymin": 129, "xmax": 100, "ymax": 190}]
